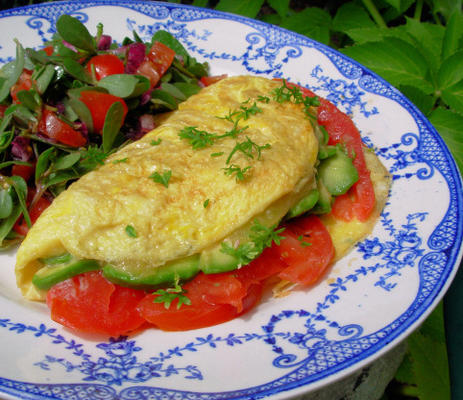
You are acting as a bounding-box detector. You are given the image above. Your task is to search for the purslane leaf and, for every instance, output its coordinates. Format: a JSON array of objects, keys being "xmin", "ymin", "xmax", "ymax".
[
  {"xmin": 429, "ymin": 106, "xmax": 463, "ymax": 173},
  {"xmin": 0, "ymin": 40, "xmax": 25, "ymax": 102},
  {"xmin": 97, "ymin": 74, "xmax": 138, "ymax": 98},
  {"xmin": 56, "ymin": 14, "xmax": 95, "ymax": 53},
  {"xmin": 102, "ymin": 101, "xmax": 124, "ymax": 153},
  {"xmin": 341, "ymin": 37, "xmax": 434, "ymax": 93}
]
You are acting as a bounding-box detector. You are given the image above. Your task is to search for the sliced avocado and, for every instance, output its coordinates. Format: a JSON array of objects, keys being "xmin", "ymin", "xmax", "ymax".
[
  {"xmin": 199, "ymin": 243, "xmax": 240, "ymax": 274},
  {"xmin": 287, "ymin": 189, "xmax": 319, "ymax": 219},
  {"xmin": 32, "ymin": 256, "xmax": 101, "ymax": 290},
  {"xmin": 318, "ymin": 149, "xmax": 359, "ymax": 196},
  {"xmin": 311, "ymin": 178, "xmax": 333, "ymax": 214},
  {"xmin": 102, "ymin": 254, "xmax": 200, "ymax": 288}
]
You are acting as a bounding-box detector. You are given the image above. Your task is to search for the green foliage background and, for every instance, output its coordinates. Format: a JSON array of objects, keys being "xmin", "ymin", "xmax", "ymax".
[{"xmin": 1, "ymin": 1, "xmax": 462, "ymax": 399}]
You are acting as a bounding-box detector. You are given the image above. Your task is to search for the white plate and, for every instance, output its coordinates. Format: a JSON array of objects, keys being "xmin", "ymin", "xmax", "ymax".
[{"xmin": 0, "ymin": 1, "xmax": 462, "ymax": 399}]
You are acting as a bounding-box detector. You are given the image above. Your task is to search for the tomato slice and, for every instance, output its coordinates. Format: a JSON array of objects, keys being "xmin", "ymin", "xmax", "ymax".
[
  {"xmin": 38, "ymin": 109, "xmax": 87, "ymax": 147},
  {"xmin": 79, "ymin": 91, "xmax": 128, "ymax": 134},
  {"xmin": 85, "ymin": 54, "xmax": 124, "ymax": 81},
  {"xmin": 136, "ymin": 41, "xmax": 175, "ymax": 88},
  {"xmin": 13, "ymin": 194, "xmax": 51, "ymax": 236},
  {"xmin": 11, "ymin": 163, "xmax": 35, "ymax": 182},
  {"xmin": 47, "ymin": 271, "xmax": 146, "ymax": 336},
  {"xmin": 137, "ymin": 272, "xmax": 262, "ymax": 331},
  {"xmin": 276, "ymin": 215, "xmax": 334, "ymax": 285},
  {"xmin": 317, "ymin": 99, "xmax": 375, "ymax": 221},
  {"xmin": 10, "ymin": 70, "xmax": 32, "ymax": 103},
  {"xmin": 200, "ymin": 74, "xmax": 228, "ymax": 87}
]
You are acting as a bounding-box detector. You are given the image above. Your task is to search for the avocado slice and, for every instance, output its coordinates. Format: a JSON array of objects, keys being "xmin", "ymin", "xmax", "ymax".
[
  {"xmin": 199, "ymin": 243, "xmax": 240, "ymax": 274},
  {"xmin": 102, "ymin": 254, "xmax": 200, "ymax": 288},
  {"xmin": 286, "ymin": 189, "xmax": 319, "ymax": 219},
  {"xmin": 32, "ymin": 256, "xmax": 101, "ymax": 290}
]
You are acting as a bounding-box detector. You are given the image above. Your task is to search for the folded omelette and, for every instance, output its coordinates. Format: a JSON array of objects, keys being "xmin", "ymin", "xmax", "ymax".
[{"xmin": 15, "ymin": 75, "xmax": 390, "ymax": 301}]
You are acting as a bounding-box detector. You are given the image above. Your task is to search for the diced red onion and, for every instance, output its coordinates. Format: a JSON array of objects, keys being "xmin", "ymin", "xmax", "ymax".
[
  {"xmin": 97, "ymin": 35, "xmax": 112, "ymax": 51},
  {"xmin": 11, "ymin": 136, "xmax": 33, "ymax": 161},
  {"xmin": 62, "ymin": 40, "xmax": 77, "ymax": 53},
  {"xmin": 74, "ymin": 121, "xmax": 89, "ymax": 140},
  {"xmin": 139, "ymin": 114, "xmax": 157, "ymax": 133},
  {"xmin": 140, "ymin": 88, "xmax": 153, "ymax": 105},
  {"xmin": 125, "ymin": 42, "xmax": 146, "ymax": 74}
]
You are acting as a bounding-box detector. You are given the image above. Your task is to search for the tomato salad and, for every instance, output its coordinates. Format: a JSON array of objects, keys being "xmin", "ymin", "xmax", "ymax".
[
  {"xmin": 0, "ymin": 15, "xmax": 208, "ymax": 248},
  {"xmin": 1, "ymin": 16, "xmax": 376, "ymax": 336}
]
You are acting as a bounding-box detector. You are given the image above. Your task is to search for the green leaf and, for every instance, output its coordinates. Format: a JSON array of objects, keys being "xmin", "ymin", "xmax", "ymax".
[
  {"xmin": 130, "ymin": 75, "xmax": 151, "ymax": 98},
  {"xmin": 341, "ymin": 37, "xmax": 434, "ymax": 94},
  {"xmin": 267, "ymin": 0, "xmax": 289, "ymax": 18},
  {"xmin": 149, "ymin": 170, "xmax": 172, "ymax": 188},
  {"xmin": 399, "ymin": 85, "xmax": 435, "ymax": 116},
  {"xmin": 102, "ymin": 101, "xmax": 124, "ymax": 153},
  {"xmin": 280, "ymin": 7, "xmax": 332, "ymax": 44},
  {"xmin": 0, "ymin": 204, "xmax": 22, "ymax": 244},
  {"xmin": 67, "ymin": 97, "xmax": 94, "ymax": 132},
  {"xmin": 0, "ymin": 130, "xmax": 14, "ymax": 152},
  {"xmin": 125, "ymin": 224, "xmax": 137, "ymax": 238},
  {"xmin": 16, "ymin": 89, "xmax": 41, "ymax": 112},
  {"xmin": 34, "ymin": 64, "xmax": 56, "ymax": 94},
  {"xmin": 151, "ymin": 89, "xmax": 178, "ymax": 110},
  {"xmin": 215, "ymin": 0, "xmax": 265, "ymax": 19},
  {"xmin": 160, "ymin": 82, "xmax": 187, "ymax": 101},
  {"xmin": 394, "ymin": 352, "xmax": 416, "ymax": 385},
  {"xmin": 404, "ymin": 18, "xmax": 445, "ymax": 78},
  {"xmin": 0, "ymin": 160, "xmax": 32, "ymax": 170},
  {"xmin": 53, "ymin": 152, "xmax": 81, "ymax": 170},
  {"xmin": 332, "ymin": 2, "xmax": 375, "ymax": 33},
  {"xmin": 172, "ymin": 82, "xmax": 201, "ymax": 98},
  {"xmin": 97, "ymin": 74, "xmax": 138, "ymax": 98},
  {"xmin": 381, "ymin": 0, "xmax": 415, "ymax": 12},
  {"xmin": 192, "ymin": 0, "xmax": 208, "ymax": 6},
  {"xmin": 151, "ymin": 30, "xmax": 189, "ymax": 59},
  {"xmin": 407, "ymin": 303, "xmax": 450, "ymax": 400},
  {"xmin": 438, "ymin": 50, "xmax": 463, "ymax": 91},
  {"xmin": 8, "ymin": 175, "xmax": 30, "ymax": 227},
  {"xmin": 25, "ymin": 47, "xmax": 49, "ymax": 65},
  {"xmin": 56, "ymin": 14, "xmax": 95, "ymax": 53},
  {"xmin": 433, "ymin": 0, "xmax": 462, "ymax": 21},
  {"xmin": 442, "ymin": 80, "xmax": 463, "ymax": 114},
  {"xmin": 442, "ymin": 10, "xmax": 463, "ymax": 60},
  {"xmin": 61, "ymin": 57, "xmax": 93, "ymax": 84},
  {"xmin": 343, "ymin": 25, "xmax": 407, "ymax": 44},
  {"xmin": 44, "ymin": 170, "xmax": 80, "ymax": 188},
  {"xmin": 0, "ymin": 189, "xmax": 13, "ymax": 219},
  {"xmin": 0, "ymin": 40, "xmax": 25, "ymax": 102},
  {"xmin": 35, "ymin": 147, "xmax": 56, "ymax": 183},
  {"xmin": 429, "ymin": 106, "xmax": 463, "ymax": 173}
]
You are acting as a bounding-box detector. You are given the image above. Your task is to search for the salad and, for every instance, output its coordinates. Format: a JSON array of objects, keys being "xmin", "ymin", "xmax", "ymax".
[{"xmin": 0, "ymin": 14, "xmax": 208, "ymax": 248}]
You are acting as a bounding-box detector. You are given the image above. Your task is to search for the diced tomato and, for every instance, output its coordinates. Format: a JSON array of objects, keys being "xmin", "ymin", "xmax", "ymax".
[
  {"xmin": 13, "ymin": 195, "xmax": 51, "ymax": 236},
  {"xmin": 42, "ymin": 46, "xmax": 54, "ymax": 56},
  {"xmin": 317, "ymin": 99, "xmax": 375, "ymax": 221},
  {"xmin": 85, "ymin": 54, "xmax": 125, "ymax": 81},
  {"xmin": 136, "ymin": 41, "xmax": 175, "ymax": 88},
  {"xmin": 10, "ymin": 70, "xmax": 32, "ymax": 103},
  {"xmin": 276, "ymin": 215, "xmax": 334, "ymax": 285},
  {"xmin": 11, "ymin": 163, "xmax": 35, "ymax": 182},
  {"xmin": 138, "ymin": 273, "xmax": 262, "ymax": 331},
  {"xmin": 200, "ymin": 74, "xmax": 228, "ymax": 87},
  {"xmin": 47, "ymin": 271, "xmax": 146, "ymax": 336},
  {"xmin": 38, "ymin": 109, "xmax": 87, "ymax": 147},
  {"xmin": 79, "ymin": 90, "xmax": 128, "ymax": 134}
]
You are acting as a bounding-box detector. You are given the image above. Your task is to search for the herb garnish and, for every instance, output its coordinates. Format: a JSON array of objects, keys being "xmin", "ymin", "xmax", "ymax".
[
  {"xmin": 150, "ymin": 138, "xmax": 162, "ymax": 146},
  {"xmin": 152, "ymin": 277, "xmax": 191, "ymax": 309},
  {"xmin": 178, "ymin": 126, "xmax": 217, "ymax": 149},
  {"xmin": 203, "ymin": 199, "xmax": 210, "ymax": 208},
  {"xmin": 149, "ymin": 170, "xmax": 172, "ymax": 188},
  {"xmin": 272, "ymin": 79, "xmax": 320, "ymax": 119},
  {"xmin": 125, "ymin": 225, "xmax": 137, "ymax": 238},
  {"xmin": 297, "ymin": 234, "xmax": 312, "ymax": 247},
  {"xmin": 223, "ymin": 164, "xmax": 252, "ymax": 181},
  {"xmin": 112, "ymin": 157, "xmax": 128, "ymax": 164},
  {"xmin": 226, "ymin": 136, "xmax": 271, "ymax": 164}
]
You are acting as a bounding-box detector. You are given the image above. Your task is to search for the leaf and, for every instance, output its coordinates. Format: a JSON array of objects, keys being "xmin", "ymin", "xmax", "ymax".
[
  {"xmin": 398, "ymin": 85, "xmax": 435, "ymax": 116},
  {"xmin": 151, "ymin": 89, "xmax": 178, "ymax": 110},
  {"xmin": 442, "ymin": 80, "xmax": 463, "ymax": 114},
  {"xmin": 429, "ymin": 106, "xmax": 463, "ymax": 173},
  {"xmin": 67, "ymin": 97, "xmax": 94, "ymax": 132},
  {"xmin": 16, "ymin": 89, "xmax": 41, "ymax": 112},
  {"xmin": 438, "ymin": 50, "xmax": 463, "ymax": 91},
  {"xmin": 215, "ymin": 0, "xmax": 265, "ymax": 19},
  {"xmin": 130, "ymin": 75, "xmax": 151, "ymax": 98},
  {"xmin": 433, "ymin": 0, "xmax": 462, "ymax": 21},
  {"xmin": 61, "ymin": 57, "xmax": 93, "ymax": 84},
  {"xmin": 56, "ymin": 14, "xmax": 95, "ymax": 53},
  {"xmin": 53, "ymin": 152, "xmax": 81, "ymax": 170},
  {"xmin": 0, "ymin": 189, "xmax": 13, "ymax": 219},
  {"xmin": 8, "ymin": 176, "xmax": 30, "ymax": 227},
  {"xmin": 35, "ymin": 147, "xmax": 56, "ymax": 183},
  {"xmin": 267, "ymin": 0, "xmax": 289, "ymax": 18},
  {"xmin": 102, "ymin": 101, "xmax": 124, "ymax": 153},
  {"xmin": 192, "ymin": 0, "xmax": 208, "ymax": 6},
  {"xmin": 34, "ymin": 64, "xmax": 56, "ymax": 94},
  {"xmin": 44, "ymin": 170, "xmax": 80, "ymax": 188},
  {"xmin": 442, "ymin": 10, "xmax": 463, "ymax": 60},
  {"xmin": 344, "ymin": 25, "xmax": 408, "ymax": 44},
  {"xmin": 172, "ymin": 82, "xmax": 201, "ymax": 98},
  {"xmin": 394, "ymin": 352, "xmax": 416, "ymax": 385},
  {"xmin": 341, "ymin": 37, "xmax": 434, "ymax": 94},
  {"xmin": 404, "ymin": 18, "xmax": 445, "ymax": 78},
  {"xmin": 97, "ymin": 74, "xmax": 138, "ymax": 98},
  {"xmin": 160, "ymin": 82, "xmax": 187, "ymax": 101},
  {"xmin": 407, "ymin": 303, "xmax": 450, "ymax": 400},
  {"xmin": 0, "ymin": 204, "xmax": 22, "ymax": 244},
  {"xmin": 332, "ymin": 2, "xmax": 375, "ymax": 33},
  {"xmin": 280, "ymin": 7, "xmax": 332, "ymax": 44},
  {"xmin": 151, "ymin": 30, "xmax": 189, "ymax": 59},
  {"xmin": 382, "ymin": 0, "xmax": 415, "ymax": 12},
  {"xmin": 0, "ymin": 40, "xmax": 25, "ymax": 102}
]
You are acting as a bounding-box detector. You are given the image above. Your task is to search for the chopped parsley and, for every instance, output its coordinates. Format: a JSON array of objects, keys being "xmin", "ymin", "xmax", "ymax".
[
  {"xmin": 226, "ymin": 136, "xmax": 271, "ymax": 164},
  {"xmin": 257, "ymin": 95, "xmax": 270, "ymax": 103},
  {"xmin": 203, "ymin": 199, "xmax": 210, "ymax": 208},
  {"xmin": 112, "ymin": 157, "xmax": 128, "ymax": 164},
  {"xmin": 223, "ymin": 164, "xmax": 252, "ymax": 181},
  {"xmin": 272, "ymin": 79, "xmax": 320, "ymax": 118},
  {"xmin": 297, "ymin": 234, "xmax": 312, "ymax": 247},
  {"xmin": 152, "ymin": 277, "xmax": 191, "ymax": 309},
  {"xmin": 210, "ymin": 152, "xmax": 224, "ymax": 157},
  {"xmin": 125, "ymin": 225, "xmax": 137, "ymax": 238},
  {"xmin": 178, "ymin": 126, "xmax": 217, "ymax": 149},
  {"xmin": 150, "ymin": 138, "xmax": 162, "ymax": 146},
  {"xmin": 149, "ymin": 170, "xmax": 172, "ymax": 188}
]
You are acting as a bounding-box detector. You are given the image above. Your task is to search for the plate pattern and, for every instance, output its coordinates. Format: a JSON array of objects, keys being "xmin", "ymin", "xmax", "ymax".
[{"xmin": 0, "ymin": 2, "xmax": 462, "ymax": 400}]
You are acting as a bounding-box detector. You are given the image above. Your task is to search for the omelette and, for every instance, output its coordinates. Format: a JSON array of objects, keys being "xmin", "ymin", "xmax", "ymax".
[{"xmin": 15, "ymin": 75, "xmax": 391, "ymax": 304}]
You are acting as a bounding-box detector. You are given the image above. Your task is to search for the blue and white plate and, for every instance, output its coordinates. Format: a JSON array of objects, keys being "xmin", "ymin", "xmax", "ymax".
[{"xmin": 0, "ymin": 1, "xmax": 462, "ymax": 399}]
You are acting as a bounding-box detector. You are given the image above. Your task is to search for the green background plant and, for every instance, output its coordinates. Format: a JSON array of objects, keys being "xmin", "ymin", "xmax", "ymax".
[{"xmin": 1, "ymin": 1, "xmax": 462, "ymax": 399}]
